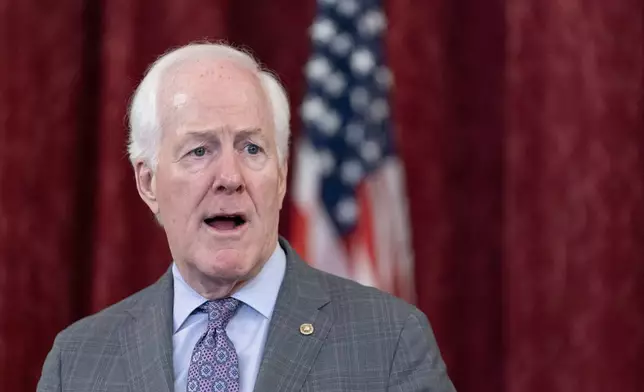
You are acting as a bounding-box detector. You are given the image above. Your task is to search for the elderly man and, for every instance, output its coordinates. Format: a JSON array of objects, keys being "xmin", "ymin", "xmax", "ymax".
[{"xmin": 37, "ymin": 43, "xmax": 456, "ymax": 392}]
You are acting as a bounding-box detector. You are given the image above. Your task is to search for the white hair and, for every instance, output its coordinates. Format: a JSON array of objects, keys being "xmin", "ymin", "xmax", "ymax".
[{"xmin": 127, "ymin": 42, "xmax": 291, "ymax": 170}]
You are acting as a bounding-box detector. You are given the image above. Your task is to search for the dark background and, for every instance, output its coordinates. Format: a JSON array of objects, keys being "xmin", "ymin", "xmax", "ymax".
[{"xmin": 0, "ymin": 0, "xmax": 642, "ymax": 391}]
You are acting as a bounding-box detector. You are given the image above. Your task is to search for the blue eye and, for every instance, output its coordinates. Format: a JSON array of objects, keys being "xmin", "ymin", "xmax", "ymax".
[
  {"xmin": 245, "ymin": 143, "xmax": 261, "ymax": 155},
  {"xmin": 192, "ymin": 146, "xmax": 207, "ymax": 157}
]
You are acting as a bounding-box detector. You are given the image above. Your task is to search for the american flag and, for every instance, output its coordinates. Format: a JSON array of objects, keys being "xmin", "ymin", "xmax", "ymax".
[{"xmin": 290, "ymin": 0, "xmax": 415, "ymax": 302}]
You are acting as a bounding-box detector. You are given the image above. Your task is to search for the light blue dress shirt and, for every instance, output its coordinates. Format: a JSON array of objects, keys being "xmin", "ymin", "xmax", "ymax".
[{"xmin": 171, "ymin": 243, "xmax": 286, "ymax": 392}]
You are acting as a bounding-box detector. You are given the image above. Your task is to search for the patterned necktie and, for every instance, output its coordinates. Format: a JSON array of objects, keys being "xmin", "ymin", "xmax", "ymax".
[{"xmin": 186, "ymin": 298, "xmax": 242, "ymax": 392}]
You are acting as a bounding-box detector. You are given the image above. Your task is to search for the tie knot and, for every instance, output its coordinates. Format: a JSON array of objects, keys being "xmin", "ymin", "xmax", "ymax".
[{"xmin": 199, "ymin": 298, "xmax": 241, "ymax": 329}]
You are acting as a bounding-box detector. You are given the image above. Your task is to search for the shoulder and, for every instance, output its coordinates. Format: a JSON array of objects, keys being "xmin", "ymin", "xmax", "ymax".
[
  {"xmin": 51, "ymin": 278, "xmax": 164, "ymax": 350},
  {"xmin": 306, "ymin": 263, "xmax": 426, "ymax": 329},
  {"xmin": 297, "ymin": 263, "xmax": 444, "ymax": 378},
  {"xmin": 281, "ymin": 239, "xmax": 424, "ymax": 328}
]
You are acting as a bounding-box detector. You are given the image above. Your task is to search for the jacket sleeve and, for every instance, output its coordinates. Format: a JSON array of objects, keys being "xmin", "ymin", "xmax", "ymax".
[{"xmin": 387, "ymin": 309, "xmax": 457, "ymax": 392}]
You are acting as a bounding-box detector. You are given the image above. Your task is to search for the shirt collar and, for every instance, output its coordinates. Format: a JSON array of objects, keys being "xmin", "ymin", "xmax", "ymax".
[{"xmin": 172, "ymin": 242, "xmax": 287, "ymax": 334}]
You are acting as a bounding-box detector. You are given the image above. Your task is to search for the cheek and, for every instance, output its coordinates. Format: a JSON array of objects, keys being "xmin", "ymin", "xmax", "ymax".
[
  {"xmin": 242, "ymin": 154, "xmax": 269, "ymax": 171},
  {"xmin": 248, "ymin": 173, "xmax": 282, "ymax": 213},
  {"xmin": 157, "ymin": 172, "xmax": 205, "ymax": 218}
]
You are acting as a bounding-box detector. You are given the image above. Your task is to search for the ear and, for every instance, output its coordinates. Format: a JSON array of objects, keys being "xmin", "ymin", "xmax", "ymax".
[
  {"xmin": 134, "ymin": 160, "xmax": 159, "ymax": 215},
  {"xmin": 277, "ymin": 160, "xmax": 288, "ymax": 210}
]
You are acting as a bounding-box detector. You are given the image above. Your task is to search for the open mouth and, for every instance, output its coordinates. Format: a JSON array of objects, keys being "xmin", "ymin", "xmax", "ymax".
[{"xmin": 204, "ymin": 214, "xmax": 248, "ymax": 231}]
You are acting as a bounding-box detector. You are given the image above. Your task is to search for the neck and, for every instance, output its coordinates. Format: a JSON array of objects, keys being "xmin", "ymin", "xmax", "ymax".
[{"xmin": 176, "ymin": 242, "xmax": 278, "ymax": 300}]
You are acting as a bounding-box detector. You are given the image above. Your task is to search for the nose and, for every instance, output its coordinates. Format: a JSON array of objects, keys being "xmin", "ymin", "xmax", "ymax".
[{"xmin": 212, "ymin": 148, "xmax": 245, "ymax": 195}]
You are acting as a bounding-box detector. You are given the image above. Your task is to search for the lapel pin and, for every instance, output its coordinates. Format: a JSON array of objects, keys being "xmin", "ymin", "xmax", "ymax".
[{"xmin": 299, "ymin": 323, "xmax": 314, "ymax": 336}]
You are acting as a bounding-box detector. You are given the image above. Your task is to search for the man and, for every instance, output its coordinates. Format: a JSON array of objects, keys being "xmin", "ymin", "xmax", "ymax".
[{"xmin": 37, "ymin": 43, "xmax": 456, "ymax": 392}]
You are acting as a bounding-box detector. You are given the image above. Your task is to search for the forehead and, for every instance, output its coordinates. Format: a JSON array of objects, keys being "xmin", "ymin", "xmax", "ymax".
[{"xmin": 157, "ymin": 58, "xmax": 273, "ymax": 135}]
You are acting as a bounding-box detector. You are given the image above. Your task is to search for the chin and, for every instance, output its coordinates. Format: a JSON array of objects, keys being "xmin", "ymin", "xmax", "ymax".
[{"xmin": 198, "ymin": 249, "xmax": 255, "ymax": 280}]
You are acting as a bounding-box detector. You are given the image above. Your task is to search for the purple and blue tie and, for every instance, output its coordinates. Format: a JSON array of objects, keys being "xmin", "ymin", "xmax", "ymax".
[{"xmin": 186, "ymin": 298, "xmax": 242, "ymax": 392}]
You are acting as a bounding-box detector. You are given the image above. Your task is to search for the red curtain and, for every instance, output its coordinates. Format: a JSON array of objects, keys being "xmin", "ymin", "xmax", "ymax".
[{"xmin": 1, "ymin": 1, "xmax": 642, "ymax": 391}]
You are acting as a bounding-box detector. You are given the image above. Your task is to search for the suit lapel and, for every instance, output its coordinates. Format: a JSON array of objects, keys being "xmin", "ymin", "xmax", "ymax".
[
  {"xmin": 120, "ymin": 270, "xmax": 174, "ymax": 392},
  {"xmin": 254, "ymin": 238, "xmax": 334, "ymax": 392}
]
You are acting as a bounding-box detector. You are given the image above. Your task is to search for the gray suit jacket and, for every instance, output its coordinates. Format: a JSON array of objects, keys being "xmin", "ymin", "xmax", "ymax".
[{"xmin": 37, "ymin": 238, "xmax": 455, "ymax": 391}]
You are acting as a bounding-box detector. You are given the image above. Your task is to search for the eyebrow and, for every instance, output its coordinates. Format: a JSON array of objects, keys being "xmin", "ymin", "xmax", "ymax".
[
  {"xmin": 234, "ymin": 128, "xmax": 266, "ymax": 142},
  {"xmin": 182, "ymin": 128, "xmax": 263, "ymax": 139}
]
